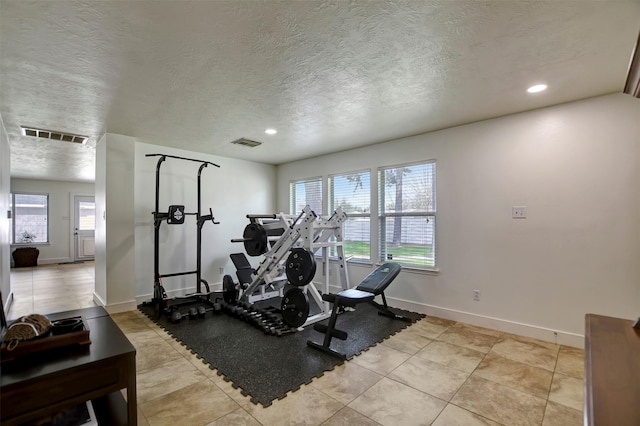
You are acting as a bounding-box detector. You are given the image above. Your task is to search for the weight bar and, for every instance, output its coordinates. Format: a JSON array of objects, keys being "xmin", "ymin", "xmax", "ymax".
[{"xmin": 231, "ymin": 223, "xmax": 268, "ymax": 256}]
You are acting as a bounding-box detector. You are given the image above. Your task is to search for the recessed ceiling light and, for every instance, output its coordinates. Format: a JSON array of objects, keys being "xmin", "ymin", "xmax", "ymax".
[
  {"xmin": 527, "ymin": 84, "xmax": 547, "ymax": 93},
  {"xmin": 265, "ymin": 128, "xmax": 277, "ymax": 135}
]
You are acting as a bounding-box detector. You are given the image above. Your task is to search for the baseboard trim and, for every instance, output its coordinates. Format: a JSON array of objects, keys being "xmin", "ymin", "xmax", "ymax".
[
  {"xmin": 92, "ymin": 292, "xmax": 137, "ymax": 314},
  {"xmin": 104, "ymin": 300, "xmax": 138, "ymax": 314},
  {"xmin": 38, "ymin": 257, "xmax": 73, "ymax": 265},
  {"xmin": 3, "ymin": 291, "xmax": 14, "ymax": 319},
  {"xmin": 136, "ymin": 283, "xmax": 223, "ymax": 306},
  {"xmin": 134, "ymin": 281, "xmax": 584, "ymax": 349},
  {"xmin": 398, "ymin": 299, "xmax": 583, "ymax": 348},
  {"xmin": 93, "ymin": 292, "xmax": 106, "ymax": 306},
  {"xmin": 327, "ymin": 284, "xmax": 584, "ymax": 349}
]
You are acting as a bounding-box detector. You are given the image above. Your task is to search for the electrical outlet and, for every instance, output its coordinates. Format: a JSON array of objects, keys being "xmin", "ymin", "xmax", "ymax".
[
  {"xmin": 512, "ymin": 206, "xmax": 527, "ymax": 219},
  {"xmin": 473, "ymin": 290, "xmax": 480, "ymax": 301},
  {"xmin": 219, "ymin": 267, "xmax": 224, "ymax": 275}
]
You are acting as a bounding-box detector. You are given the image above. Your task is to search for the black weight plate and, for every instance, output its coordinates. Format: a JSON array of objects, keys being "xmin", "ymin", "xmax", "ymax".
[
  {"xmin": 285, "ymin": 248, "xmax": 316, "ymax": 286},
  {"xmin": 281, "ymin": 287, "xmax": 310, "ymax": 328},
  {"xmin": 222, "ymin": 274, "xmax": 238, "ymax": 304},
  {"xmin": 243, "ymin": 223, "xmax": 268, "ymax": 256}
]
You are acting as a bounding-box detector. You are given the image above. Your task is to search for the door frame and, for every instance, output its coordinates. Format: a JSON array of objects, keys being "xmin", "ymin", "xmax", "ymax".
[{"xmin": 69, "ymin": 192, "xmax": 95, "ymax": 262}]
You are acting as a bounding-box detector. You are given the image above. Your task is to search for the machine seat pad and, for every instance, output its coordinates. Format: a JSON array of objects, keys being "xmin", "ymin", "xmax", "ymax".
[
  {"xmin": 230, "ymin": 253, "xmax": 253, "ymax": 270},
  {"xmin": 355, "ymin": 262, "xmax": 402, "ymax": 295},
  {"xmin": 336, "ymin": 288, "xmax": 376, "ymax": 302}
]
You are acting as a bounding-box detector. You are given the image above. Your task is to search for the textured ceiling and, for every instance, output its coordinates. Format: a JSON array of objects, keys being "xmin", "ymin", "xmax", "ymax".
[{"xmin": 1, "ymin": 0, "xmax": 639, "ymax": 182}]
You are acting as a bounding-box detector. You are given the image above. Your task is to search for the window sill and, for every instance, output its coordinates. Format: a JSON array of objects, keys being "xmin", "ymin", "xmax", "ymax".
[
  {"xmin": 398, "ymin": 265, "xmax": 440, "ymax": 276},
  {"xmin": 323, "ymin": 258, "xmax": 440, "ymax": 275}
]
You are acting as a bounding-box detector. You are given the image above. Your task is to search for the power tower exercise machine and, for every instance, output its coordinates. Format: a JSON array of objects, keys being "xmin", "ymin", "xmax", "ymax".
[
  {"xmin": 229, "ymin": 205, "xmax": 351, "ymax": 328},
  {"xmin": 146, "ymin": 153, "xmax": 221, "ymax": 321}
]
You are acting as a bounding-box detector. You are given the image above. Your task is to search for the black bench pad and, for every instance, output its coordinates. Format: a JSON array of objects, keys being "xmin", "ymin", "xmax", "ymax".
[{"xmin": 355, "ymin": 262, "xmax": 402, "ymax": 295}]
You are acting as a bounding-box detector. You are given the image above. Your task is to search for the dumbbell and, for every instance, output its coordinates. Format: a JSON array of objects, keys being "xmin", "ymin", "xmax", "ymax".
[
  {"xmin": 188, "ymin": 307, "xmax": 198, "ymax": 319},
  {"xmin": 171, "ymin": 311, "xmax": 182, "ymax": 323}
]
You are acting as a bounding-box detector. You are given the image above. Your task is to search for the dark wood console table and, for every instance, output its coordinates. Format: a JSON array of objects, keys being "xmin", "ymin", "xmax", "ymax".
[
  {"xmin": 584, "ymin": 313, "xmax": 640, "ymax": 426},
  {"xmin": 1, "ymin": 306, "xmax": 137, "ymax": 425}
]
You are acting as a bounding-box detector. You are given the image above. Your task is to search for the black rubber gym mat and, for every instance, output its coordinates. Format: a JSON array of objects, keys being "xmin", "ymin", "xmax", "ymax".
[{"xmin": 138, "ymin": 300, "xmax": 424, "ymax": 407}]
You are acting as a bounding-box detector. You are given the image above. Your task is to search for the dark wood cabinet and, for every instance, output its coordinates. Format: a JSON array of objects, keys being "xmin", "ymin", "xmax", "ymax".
[
  {"xmin": 0, "ymin": 307, "xmax": 136, "ymax": 425},
  {"xmin": 584, "ymin": 314, "xmax": 640, "ymax": 426}
]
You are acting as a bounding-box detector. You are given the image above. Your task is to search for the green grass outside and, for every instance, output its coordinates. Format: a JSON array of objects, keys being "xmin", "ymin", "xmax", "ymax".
[{"xmin": 342, "ymin": 240, "xmax": 435, "ymax": 267}]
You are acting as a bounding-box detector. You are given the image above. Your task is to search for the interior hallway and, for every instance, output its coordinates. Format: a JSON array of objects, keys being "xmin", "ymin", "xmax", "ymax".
[
  {"xmin": 7, "ymin": 264, "xmax": 584, "ymax": 425},
  {"xmin": 7, "ymin": 261, "xmax": 96, "ymax": 319}
]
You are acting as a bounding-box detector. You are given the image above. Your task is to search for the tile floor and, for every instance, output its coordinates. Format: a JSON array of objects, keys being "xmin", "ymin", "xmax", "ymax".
[
  {"xmin": 7, "ymin": 261, "xmax": 97, "ymax": 318},
  {"xmin": 8, "ymin": 263, "xmax": 585, "ymax": 426}
]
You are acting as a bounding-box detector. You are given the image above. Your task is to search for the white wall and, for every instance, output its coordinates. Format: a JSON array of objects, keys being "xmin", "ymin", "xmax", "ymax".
[
  {"xmin": 0, "ymin": 114, "xmax": 11, "ymax": 314},
  {"xmin": 276, "ymin": 93, "xmax": 640, "ymax": 346},
  {"xmin": 9, "ymin": 179, "xmax": 94, "ymax": 264},
  {"xmin": 94, "ymin": 134, "xmax": 107, "ymax": 305},
  {"xmin": 134, "ymin": 142, "xmax": 276, "ymax": 302},
  {"xmin": 94, "ymin": 133, "xmax": 135, "ymax": 311}
]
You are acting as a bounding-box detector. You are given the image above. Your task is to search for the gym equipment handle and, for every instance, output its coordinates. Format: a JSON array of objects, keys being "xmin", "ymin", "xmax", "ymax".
[
  {"xmin": 246, "ymin": 214, "xmax": 277, "ymax": 219},
  {"xmin": 145, "ymin": 153, "xmax": 220, "ymax": 168},
  {"xmin": 200, "ymin": 208, "xmax": 220, "ymax": 225}
]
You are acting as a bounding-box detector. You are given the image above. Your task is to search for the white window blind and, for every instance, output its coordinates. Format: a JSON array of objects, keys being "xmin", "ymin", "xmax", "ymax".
[
  {"xmin": 329, "ymin": 170, "xmax": 371, "ymax": 262},
  {"xmin": 290, "ymin": 177, "xmax": 323, "ymax": 215},
  {"xmin": 11, "ymin": 193, "xmax": 49, "ymax": 244},
  {"xmin": 378, "ymin": 161, "xmax": 436, "ymax": 269}
]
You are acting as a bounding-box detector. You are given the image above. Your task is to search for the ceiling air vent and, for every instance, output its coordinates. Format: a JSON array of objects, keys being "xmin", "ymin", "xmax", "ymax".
[
  {"xmin": 21, "ymin": 126, "xmax": 88, "ymax": 144},
  {"xmin": 231, "ymin": 137, "xmax": 262, "ymax": 148}
]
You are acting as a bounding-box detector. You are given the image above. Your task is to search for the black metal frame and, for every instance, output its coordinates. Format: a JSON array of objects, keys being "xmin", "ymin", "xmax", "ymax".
[
  {"xmin": 307, "ymin": 262, "xmax": 410, "ymax": 359},
  {"xmin": 146, "ymin": 153, "xmax": 221, "ymax": 319}
]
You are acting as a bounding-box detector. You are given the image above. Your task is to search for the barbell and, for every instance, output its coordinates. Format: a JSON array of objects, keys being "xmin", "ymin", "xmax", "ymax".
[
  {"xmin": 231, "ymin": 223, "xmax": 269, "ymax": 256},
  {"xmin": 231, "ymin": 223, "xmax": 317, "ymax": 286}
]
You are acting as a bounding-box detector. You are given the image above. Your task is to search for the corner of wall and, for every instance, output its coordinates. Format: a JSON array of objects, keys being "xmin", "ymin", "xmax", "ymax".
[{"xmin": 0, "ymin": 113, "xmax": 12, "ymax": 306}]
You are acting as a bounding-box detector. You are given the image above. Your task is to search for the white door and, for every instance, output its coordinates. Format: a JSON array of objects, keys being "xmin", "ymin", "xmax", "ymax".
[{"xmin": 74, "ymin": 196, "xmax": 95, "ymax": 261}]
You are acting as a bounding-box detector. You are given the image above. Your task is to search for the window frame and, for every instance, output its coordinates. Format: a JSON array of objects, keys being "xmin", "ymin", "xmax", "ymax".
[
  {"xmin": 328, "ymin": 169, "xmax": 372, "ymax": 263},
  {"xmin": 289, "ymin": 176, "xmax": 324, "ymax": 215},
  {"xmin": 378, "ymin": 160, "xmax": 437, "ymax": 270},
  {"xmin": 10, "ymin": 192, "xmax": 50, "ymax": 245}
]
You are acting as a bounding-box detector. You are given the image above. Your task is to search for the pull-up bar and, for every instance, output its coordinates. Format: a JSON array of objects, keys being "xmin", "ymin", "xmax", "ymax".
[{"xmin": 145, "ymin": 153, "xmax": 220, "ymax": 168}]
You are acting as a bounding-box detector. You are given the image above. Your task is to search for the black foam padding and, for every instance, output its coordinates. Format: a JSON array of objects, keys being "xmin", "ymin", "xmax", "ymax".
[
  {"xmin": 355, "ymin": 262, "xmax": 402, "ymax": 294},
  {"xmin": 230, "ymin": 253, "xmax": 252, "ymax": 270},
  {"xmin": 138, "ymin": 299, "xmax": 423, "ymax": 407}
]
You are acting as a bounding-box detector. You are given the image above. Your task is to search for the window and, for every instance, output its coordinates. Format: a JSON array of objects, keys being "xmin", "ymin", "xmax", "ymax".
[
  {"xmin": 290, "ymin": 177, "xmax": 323, "ymax": 215},
  {"xmin": 77, "ymin": 200, "xmax": 96, "ymax": 231},
  {"xmin": 10, "ymin": 193, "xmax": 49, "ymax": 244},
  {"xmin": 329, "ymin": 170, "xmax": 370, "ymax": 262},
  {"xmin": 378, "ymin": 161, "xmax": 436, "ymax": 269}
]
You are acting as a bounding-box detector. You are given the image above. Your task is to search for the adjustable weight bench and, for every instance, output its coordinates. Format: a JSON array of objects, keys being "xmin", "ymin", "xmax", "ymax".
[{"xmin": 307, "ymin": 262, "xmax": 410, "ymax": 359}]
